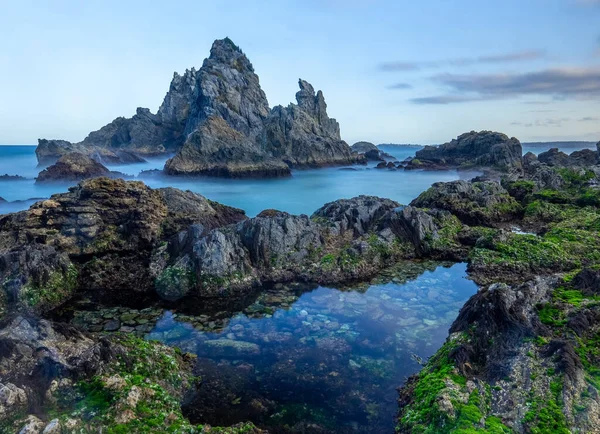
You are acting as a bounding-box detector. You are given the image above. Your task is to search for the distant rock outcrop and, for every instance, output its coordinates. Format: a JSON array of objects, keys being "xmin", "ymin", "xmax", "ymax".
[
  {"xmin": 0, "ymin": 174, "xmax": 26, "ymax": 181},
  {"xmin": 351, "ymin": 141, "xmax": 395, "ymax": 161},
  {"xmin": 537, "ymin": 147, "xmax": 599, "ymax": 167},
  {"xmin": 35, "ymin": 153, "xmax": 118, "ymax": 183},
  {"xmin": 405, "ymin": 131, "xmax": 523, "ymax": 172}
]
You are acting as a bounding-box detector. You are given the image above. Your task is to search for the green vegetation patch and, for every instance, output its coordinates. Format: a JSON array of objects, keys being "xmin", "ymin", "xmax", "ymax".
[{"xmin": 22, "ymin": 264, "xmax": 78, "ymax": 309}]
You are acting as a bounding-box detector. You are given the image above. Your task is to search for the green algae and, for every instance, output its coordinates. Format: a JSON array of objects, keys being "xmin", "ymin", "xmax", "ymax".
[{"xmin": 22, "ymin": 264, "xmax": 78, "ymax": 309}]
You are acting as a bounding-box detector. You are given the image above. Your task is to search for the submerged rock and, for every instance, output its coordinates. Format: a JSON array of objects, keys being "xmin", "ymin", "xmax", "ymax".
[{"xmin": 203, "ymin": 339, "xmax": 261, "ymax": 357}]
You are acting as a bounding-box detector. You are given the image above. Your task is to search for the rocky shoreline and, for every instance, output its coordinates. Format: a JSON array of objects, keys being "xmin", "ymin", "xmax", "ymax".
[{"xmin": 1, "ymin": 138, "xmax": 599, "ymax": 432}]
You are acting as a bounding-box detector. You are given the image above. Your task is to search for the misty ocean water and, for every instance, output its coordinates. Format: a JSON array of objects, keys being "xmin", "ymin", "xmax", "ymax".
[{"xmin": 1, "ymin": 143, "xmax": 594, "ymax": 216}]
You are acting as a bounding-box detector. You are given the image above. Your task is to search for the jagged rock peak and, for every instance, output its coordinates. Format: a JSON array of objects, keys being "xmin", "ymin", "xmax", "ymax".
[
  {"xmin": 296, "ymin": 79, "xmax": 329, "ymax": 126},
  {"xmin": 206, "ymin": 37, "xmax": 254, "ymax": 72}
]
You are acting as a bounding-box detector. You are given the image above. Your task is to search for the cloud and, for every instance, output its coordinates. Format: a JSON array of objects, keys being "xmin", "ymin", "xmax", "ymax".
[
  {"xmin": 579, "ymin": 116, "xmax": 600, "ymax": 121},
  {"xmin": 513, "ymin": 118, "xmax": 571, "ymax": 128},
  {"xmin": 412, "ymin": 67, "xmax": 600, "ymax": 104},
  {"xmin": 410, "ymin": 95, "xmax": 487, "ymax": 104},
  {"xmin": 386, "ymin": 82, "xmax": 412, "ymax": 90},
  {"xmin": 379, "ymin": 50, "xmax": 544, "ymax": 71}
]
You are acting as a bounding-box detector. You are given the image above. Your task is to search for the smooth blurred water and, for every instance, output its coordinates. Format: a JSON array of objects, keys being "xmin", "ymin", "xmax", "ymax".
[
  {"xmin": 1, "ymin": 142, "xmax": 592, "ymax": 216},
  {"xmin": 0, "ymin": 145, "xmax": 473, "ymax": 216}
]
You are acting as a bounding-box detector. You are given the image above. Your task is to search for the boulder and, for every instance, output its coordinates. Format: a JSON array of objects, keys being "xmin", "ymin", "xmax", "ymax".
[
  {"xmin": 35, "ymin": 153, "xmax": 114, "ymax": 183},
  {"xmin": 351, "ymin": 142, "xmax": 395, "ymax": 161},
  {"xmin": 351, "ymin": 141, "xmax": 378, "ymax": 154},
  {"xmin": 0, "ymin": 178, "xmax": 245, "ymax": 311},
  {"xmin": 312, "ymin": 195, "xmax": 400, "ymax": 236},
  {"xmin": 406, "ymin": 131, "xmax": 523, "ymax": 172},
  {"xmin": 411, "ymin": 180, "xmax": 522, "ymax": 226},
  {"xmin": 538, "ymin": 148, "xmax": 570, "ymax": 166}
]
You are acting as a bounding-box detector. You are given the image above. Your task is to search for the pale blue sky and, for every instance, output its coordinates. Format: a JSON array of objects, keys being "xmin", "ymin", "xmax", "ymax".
[{"xmin": 1, "ymin": 0, "xmax": 599, "ymax": 145}]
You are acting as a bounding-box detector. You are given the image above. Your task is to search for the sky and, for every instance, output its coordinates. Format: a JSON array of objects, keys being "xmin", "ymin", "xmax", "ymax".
[{"xmin": 0, "ymin": 0, "xmax": 599, "ymax": 145}]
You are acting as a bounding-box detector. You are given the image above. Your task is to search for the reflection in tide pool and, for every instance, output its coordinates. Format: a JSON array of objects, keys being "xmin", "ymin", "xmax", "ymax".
[{"xmin": 146, "ymin": 262, "xmax": 477, "ymax": 433}]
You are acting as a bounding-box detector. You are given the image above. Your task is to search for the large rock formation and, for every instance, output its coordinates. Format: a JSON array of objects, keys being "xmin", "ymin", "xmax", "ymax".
[
  {"xmin": 165, "ymin": 40, "xmax": 361, "ymax": 177},
  {"xmin": 35, "ymin": 152, "xmax": 117, "ymax": 183},
  {"xmin": 406, "ymin": 131, "xmax": 523, "ymax": 172},
  {"xmin": 38, "ymin": 38, "xmax": 360, "ymax": 175},
  {"xmin": 36, "ymin": 68, "xmax": 199, "ymax": 165}
]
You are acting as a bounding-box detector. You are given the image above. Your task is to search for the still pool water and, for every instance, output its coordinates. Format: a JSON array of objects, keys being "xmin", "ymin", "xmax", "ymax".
[{"xmin": 63, "ymin": 261, "xmax": 478, "ymax": 433}]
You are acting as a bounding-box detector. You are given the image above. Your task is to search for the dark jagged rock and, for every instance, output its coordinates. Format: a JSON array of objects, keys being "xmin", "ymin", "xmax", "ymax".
[
  {"xmin": 183, "ymin": 39, "xmax": 269, "ymax": 139},
  {"xmin": 165, "ymin": 116, "xmax": 291, "ymax": 178},
  {"xmin": 154, "ymin": 195, "xmax": 468, "ymax": 302},
  {"xmin": 411, "ymin": 180, "xmax": 523, "ymax": 226},
  {"xmin": 311, "ymin": 195, "xmax": 399, "ymax": 236},
  {"xmin": 0, "ymin": 314, "xmax": 223, "ymax": 433},
  {"xmin": 538, "ymin": 147, "xmax": 599, "ymax": 167},
  {"xmin": 405, "ymin": 131, "xmax": 523, "ymax": 172},
  {"xmin": 165, "ymin": 40, "xmax": 362, "ymax": 177},
  {"xmin": 262, "ymin": 79, "xmax": 362, "ymax": 168},
  {"xmin": 163, "ymin": 39, "xmax": 287, "ymax": 177},
  {"xmin": 0, "ymin": 178, "xmax": 246, "ymax": 313},
  {"xmin": 35, "ymin": 152, "xmax": 120, "ymax": 183}
]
